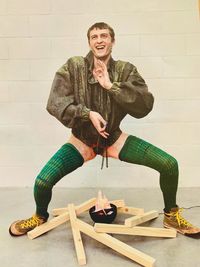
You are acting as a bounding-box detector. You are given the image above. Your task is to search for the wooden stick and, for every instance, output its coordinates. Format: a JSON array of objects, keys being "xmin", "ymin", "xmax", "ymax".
[
  {"xmin": 111, "ymin": 199, "xmax": 125, "ymax": 208},
  {"xmin": 52, "ymin": 198, "xmax": 96, "ymax": 216},
  {"xmin": 68, "ymin": 204, "xmax": 86, "ymax": 265},
  {"xmin": 52, "ymin": 199, "xmax": 125, "ymax": 216},
  {"xmin": 118, "ymin": 206, "xmax": 144, "ymax": 215},
  {"xmin": 28, "ymin": 212, "xmax": 70, "ymax": 240},
  {"xmin": 94, "ymin": 224, "xmax": 176, "ymax": 238},
  {"xmin": 28, "ymin": 198, "xmax": 96, "ymax": 239},
  {"xmin": 52, "ymin": 207, "xmax": 71, "ymax": 216},
  {"xmin": 125, "ymin": 211, "xmax": 159, "ymax": 227},
  {"xmin": 77, "ymin": 219, "xmax": 155, "ymax": 267}
]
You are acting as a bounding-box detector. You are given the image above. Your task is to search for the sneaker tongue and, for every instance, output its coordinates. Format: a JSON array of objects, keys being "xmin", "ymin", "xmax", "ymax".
[{"xmin": 170, "ymin": 207, "xmax": 179, "ymax": 212}]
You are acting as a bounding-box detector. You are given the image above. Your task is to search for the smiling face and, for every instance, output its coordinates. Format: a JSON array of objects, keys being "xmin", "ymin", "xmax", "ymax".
[{"xmin": 88, "ymin": 28, "xmax": 115, "ymax": 61}]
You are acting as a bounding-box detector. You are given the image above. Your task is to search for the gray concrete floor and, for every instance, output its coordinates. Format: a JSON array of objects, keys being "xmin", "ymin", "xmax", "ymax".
[{"xmin": 1, "ymin": 187, "xmax": 200, "ymax": 267}]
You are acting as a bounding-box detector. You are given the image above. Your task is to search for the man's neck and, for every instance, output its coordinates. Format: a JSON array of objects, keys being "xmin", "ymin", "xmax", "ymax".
[{"xmin": 93, "ymin": 55, "xmax": 111, "ymax": 67}]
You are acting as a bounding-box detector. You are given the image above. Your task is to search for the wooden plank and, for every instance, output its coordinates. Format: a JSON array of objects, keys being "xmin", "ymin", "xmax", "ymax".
[
  {"xmin": 28, "ymin": 198, "xmax": 96, "ymax": 239},
  {"xmin": 52, "ymin": 198, "xmax": 96, "ymax": 216},
  {"xmin": 94, "ymin": 224, "xmax": 177, "ymax": 238},
  {"xmin": 27, "ymin": 212, "xmax": 69, "ymax": 240},
  {"xmin": 110, "ymin": 199, "xmax": 125, "ymax": 208},
  {"xmin": 75, "ymin": 198, "xmax": 97, "ymax": 215},
  {"xmin": 77, "ymin": 219, "xmax": 155, "ymax": 267},
  {"xmin": 68, "ymin": 204, "xmax": 86, "ymax": 265},
  {"xmin": 118, "ymin": 206, "xmax": 144, "ymax": 215},
  {"xmin": 125, "ymin": 210, "xmax": 159, "ymax": 227},
  {"xmin": 52, "ymin": 199, "xmax": 125, "ymax": 216},
  {"xmin": 52, "ymin": 207, "xmax": 69, "ymax": 216}
]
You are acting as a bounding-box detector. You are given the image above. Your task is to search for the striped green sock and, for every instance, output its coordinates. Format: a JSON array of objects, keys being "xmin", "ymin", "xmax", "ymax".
[
  {"xmin": 34, "ymin": 143, "xmax": 84, "ymax": 219},
  {"xmin": 119, "ymin": 135, "xmax": 178, "ymax": 211}
]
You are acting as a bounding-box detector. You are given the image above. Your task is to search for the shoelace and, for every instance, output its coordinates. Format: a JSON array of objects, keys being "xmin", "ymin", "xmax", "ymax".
[
  {"xmin": 20, "ymin": 215, "xmax": 42, "ymax": 229},
  {"xmin": 169, "ymin": 208, "xmax": 193, "ymax": 227}
]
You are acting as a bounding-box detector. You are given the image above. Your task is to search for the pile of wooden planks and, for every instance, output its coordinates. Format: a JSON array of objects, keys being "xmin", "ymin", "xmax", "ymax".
[{"xmin": 27, "ymin": 198, "xmax": 176, "ymax": 267}]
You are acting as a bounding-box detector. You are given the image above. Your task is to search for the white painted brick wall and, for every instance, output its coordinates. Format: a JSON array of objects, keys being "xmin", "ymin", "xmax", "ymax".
[
  {"xmin": 8, "ymin": 38, "xmax": 52, "ymax": 59},
  {"xmin": 0, "ymin": 39, "xmax": 8, "ymax": 59},
  {"xmin": 0, "ymin": 0, "xmax": 200, "ymax": 188},
  {"xmin": 7, "ymin": 0, "xmax": 51, "ymax": 14},
  {"xmin": 186, "ymin": 34, "xmax": 200, "ymax": 55},
  {"xmin": 0, "ymin": 0, "xmax": 7, "ymax": 14},
  {"xmin": 0, "ymin": 15, "xmax": 29, "ymax": 36}
]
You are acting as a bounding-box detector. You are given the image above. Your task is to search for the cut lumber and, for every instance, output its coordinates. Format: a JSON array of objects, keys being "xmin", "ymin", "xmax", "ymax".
[
  {"xmin": 68, "ymin": 204, "xmax": 86, "ymax": 265},
  {"xmin": 52, "ymin": 199, "xmax": 125, "ymax": 216},
  {"xmin": 118, "ymin": 206, "xmax": 144, "ymax": 215},
  {"xmin": 28, "ymin": 198, "xmax": 96, "ymax": 239},
  {"xmin": 52, "ymin": 198, "xmax": 96, "ymax": 216},
  {"xmin": 94, "ymin": 224, "xmax": 176, "ymax": 238},
  {"xmin": 125, "ymin": 210, "xmax": 159, "ymax": 227},
  {"xmin": 28, "ymin": 212, "xmax": 70, "ymax": 240},
  {"xmin": 110, "ymin": 199, "xmax": 125, "ymax": 208},
  {"xmin": 77, "ymin": 219, "xmax": 155, "ymax": 267}
]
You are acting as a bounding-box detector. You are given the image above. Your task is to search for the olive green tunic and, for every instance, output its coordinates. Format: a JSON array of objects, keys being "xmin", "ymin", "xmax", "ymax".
[{"xmin": 46, "ymin": 51, "xmax": 154, "ymax": 150}]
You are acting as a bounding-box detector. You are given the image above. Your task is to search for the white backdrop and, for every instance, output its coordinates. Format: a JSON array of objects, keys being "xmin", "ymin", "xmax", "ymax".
[{"xmin": 0, "ymin": 0, "xmax": 200, "ymax": 187}]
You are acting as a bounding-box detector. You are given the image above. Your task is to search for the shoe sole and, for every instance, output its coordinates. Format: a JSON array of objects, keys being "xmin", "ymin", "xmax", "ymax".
[
  {"xmin": 9, "ymin": 226, "xmax": 27, "ymax": 236},
  {"xmin": 9, "ymin": 220, "xmax": 28, "ymax": 237},
  {"xmin": 164, "ymin": 223, "xmax": 200, "ymax": 236},
  {"xmin": 163, "ymin": 223, "xmax": 184, "ymax": 235}
]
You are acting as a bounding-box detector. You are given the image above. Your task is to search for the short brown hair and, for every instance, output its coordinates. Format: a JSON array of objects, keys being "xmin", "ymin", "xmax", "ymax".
[{"xmin": 87, "ymin": 22, "xmax": 115, "ymax": 42}]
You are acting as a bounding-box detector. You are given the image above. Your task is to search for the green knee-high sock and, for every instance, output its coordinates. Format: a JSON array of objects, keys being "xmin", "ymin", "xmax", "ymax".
[
  {"xmin": 119, "ymin": 135, "xmax": 179, "ymax": 212},
  {"xmin": 34, "ymin": 143, "xmax": 84, "ymax": 219}
]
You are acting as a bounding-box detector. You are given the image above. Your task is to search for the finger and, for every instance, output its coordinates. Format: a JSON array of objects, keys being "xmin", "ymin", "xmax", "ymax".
[
  {"xmin": 103, "ymin": 132, "xmax": 110, "ymax": 137},
  {"xmin": 99, "ymin": 128, "xmax": 109, "ymax": 134},
  {"xmin": 97, "ymin": 59, "xmax": 103, "ymax": 67},
  {"xmin": 93, "ymin": 69, "xmax": 103, "ymax": 79},
  {"xmin": 93, "ymin": 67, "xmax": 102, "ymax": 74},
  {"xmin": 92, "ymin": 70, "xmax": 97, "ymax": 78},
  {"xmin": 99, "ymin": 119, "xmax": 107, "ymax": 128},
  {"xmin": 97, "ymin": 60, "xmax": 105, "ymax": 67},
  {"xmin": 95, "ymin": 69, "xmax": 104, "ymax": 76},
  {"xmin": 100, "ymin": 125, "xmax": 107, "ymax": 132},
  {"xmin": 100, "ymin": 132, "xmax": 109, "ymax": 139},
  {"xmin": 97, "ymin": 125, "xmax": 106, "ymax": 133},
  {"xmin": 99, "ymin": 130, "xmax": 109, "ymax": 138},
  {"xmin": 93, "ymin": 69, "xmax": 99, "ymax": 76},
  {"xmin": 97, "ymin": 60, "xmax": 106, "ymax": 71}
]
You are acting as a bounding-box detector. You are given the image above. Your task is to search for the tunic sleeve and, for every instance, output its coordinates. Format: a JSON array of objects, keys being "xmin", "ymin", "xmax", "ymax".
[
  {"xmin": 46, "ymin": 60, "xmax": 90, "ymax": 128},
  {"xmin": 108, "ymin": 64, "xmax": 154, "ymax": 118}
]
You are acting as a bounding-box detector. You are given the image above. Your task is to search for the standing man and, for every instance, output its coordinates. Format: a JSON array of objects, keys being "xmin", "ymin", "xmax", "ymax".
[{"xmin": 9, "ymin": 22, "xmax": 199, "ymax": 236}]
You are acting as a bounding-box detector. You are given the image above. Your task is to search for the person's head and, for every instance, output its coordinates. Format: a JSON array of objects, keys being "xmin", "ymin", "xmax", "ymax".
[{"xmin": 87, "ymin": 22, "xmax": 115, "ymax": 61}]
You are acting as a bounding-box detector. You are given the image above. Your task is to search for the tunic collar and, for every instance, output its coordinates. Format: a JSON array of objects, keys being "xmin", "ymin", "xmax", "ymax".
[
  {"xmin": 85, "ymin": 51, "xmax": 114, "ymax": 84},
  {"xmin": 85, "ymin": 50, "xmax": 114, "ymax": 72}
]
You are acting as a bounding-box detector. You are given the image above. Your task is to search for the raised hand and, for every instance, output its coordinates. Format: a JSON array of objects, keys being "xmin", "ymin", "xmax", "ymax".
[{"xmin": 93, "ymin": 60, "xmax": 113, "ymax": 90}]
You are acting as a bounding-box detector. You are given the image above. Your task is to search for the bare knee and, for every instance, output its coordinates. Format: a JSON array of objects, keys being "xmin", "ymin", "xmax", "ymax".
[
  {"xmin": 107, "ymin": 132, "xmax": 129, "ymax": 159},
  {"xmin": 68, "ymin": 134, "xmax": 96, "ymax": 162}
]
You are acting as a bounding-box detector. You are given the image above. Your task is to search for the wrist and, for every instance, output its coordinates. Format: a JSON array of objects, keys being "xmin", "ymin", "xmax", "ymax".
[
  {"xmin": 89, "ymin": 110, "xmax": 95, "ymax": 120},
  {"xmin": 105, "ymin": 82, "xmax": 113, "ymax": 90}
]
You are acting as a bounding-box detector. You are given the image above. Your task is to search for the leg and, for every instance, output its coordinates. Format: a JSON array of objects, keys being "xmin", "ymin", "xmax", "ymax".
[
  {"xmin": 35, "ymin": 135, "xmax": 96, "ymax": 219},
  {"xmin": 118, "ymin": 135, "xmax": 178, "ymax": 212},
  {"xmin": 9, "ymin": 137, "xmax": 96, "ymax": 236},
  {"xmin": 34, "ymin": 143, "xmax": 84, "ymax": 219},
  {"xmin": 109, "ymin": 134, "xmax": 200, "ymax": 235}
]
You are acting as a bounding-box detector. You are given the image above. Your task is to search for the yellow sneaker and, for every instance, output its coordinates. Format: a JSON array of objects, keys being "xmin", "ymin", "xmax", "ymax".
[
  {"xmin": 9, "ymin": 214, "xmax": 47, "ymax": 236},
  {"xmin": 164, "ymin": 207, "xmax": 200, "ymax": 236}
]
